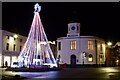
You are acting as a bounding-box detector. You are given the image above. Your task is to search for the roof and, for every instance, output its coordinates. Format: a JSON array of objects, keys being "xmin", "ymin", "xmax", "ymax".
[
  {"xmin": 114, "ymin": 42, "xmax": 120, "ymax": 47},
  {"xmin": 57, "ymin": 35, "xmax": 105, "ymax": 41}
]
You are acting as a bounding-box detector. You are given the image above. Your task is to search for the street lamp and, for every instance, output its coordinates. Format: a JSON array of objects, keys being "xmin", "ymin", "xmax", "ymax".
[
  {"xmin": 106, "ymin": 41, "xmax": 113, "ymax": 66},
  {"xmin": 107, "ymin": 42, "xmax": 112, "ymax": 46},
  {"xmin": 116, "ymin": 59, "xmax": 119, "ymax": 63},
  {"xmin": 116, "ymin": 59, "xmax": 119, "ymax": 66},
  {"xmin": 14, "ymin": 34, "xmax": 18, "ymax": 38}
]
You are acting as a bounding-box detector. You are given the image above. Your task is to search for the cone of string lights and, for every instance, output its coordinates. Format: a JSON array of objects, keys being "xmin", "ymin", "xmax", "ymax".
[{"xmin": 17, "ymin": 3, "xmax": 57, "ymax": 68}]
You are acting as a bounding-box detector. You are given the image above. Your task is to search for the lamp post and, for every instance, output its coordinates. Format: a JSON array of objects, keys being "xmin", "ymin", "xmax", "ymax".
[{"xmin": 106, "ymin": 41, "xmax": 113, "ymax": 66}]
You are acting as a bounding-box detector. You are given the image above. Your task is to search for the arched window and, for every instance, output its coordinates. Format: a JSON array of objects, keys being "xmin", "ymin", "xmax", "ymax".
[{"xmin": 88, "ymin": 54, "xmax": 93, "ymax": 62}]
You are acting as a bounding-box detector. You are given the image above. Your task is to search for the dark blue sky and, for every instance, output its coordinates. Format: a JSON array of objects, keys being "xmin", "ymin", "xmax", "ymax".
[{"xmin": 2, "ymin": 2, "xmax": 120, "ymax": 43}]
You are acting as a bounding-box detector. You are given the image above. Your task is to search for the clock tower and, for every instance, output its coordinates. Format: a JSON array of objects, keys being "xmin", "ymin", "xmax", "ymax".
[{"xmin": 67, "ymin": 23, "xmax": 80, "ymax": 37}]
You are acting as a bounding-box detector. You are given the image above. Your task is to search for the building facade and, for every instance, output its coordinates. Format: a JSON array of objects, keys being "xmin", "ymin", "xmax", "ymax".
[
  {"xmin": 0, "ymin": 30, "xmax": 57, "ymax": 67},
  {"xmin": 105, "ymin": 42, "xmax": 120, "ymax": 66},
  {"xmin": 57, "ymin": 22, "xmax": 106, "ymax": 65},
  {"xmin": 0, "ymin": 30, "xmax": 27, "ymax": 67}
]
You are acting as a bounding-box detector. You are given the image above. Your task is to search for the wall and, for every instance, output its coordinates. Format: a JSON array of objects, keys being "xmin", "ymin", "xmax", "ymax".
[
  {"xmin": 0, "ymin": 30, "xmax": 2, "ymax": 66},
  {"xmin": 57, "ymin": 36, "xmax": 106, "ymax": 65},
  {"xmin": 1, "ymin": 30, "xmax": 27, "ymax": 67}
]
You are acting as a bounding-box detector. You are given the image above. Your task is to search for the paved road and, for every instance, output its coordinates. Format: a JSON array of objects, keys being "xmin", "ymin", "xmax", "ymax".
[{"xmin": 1, "ymin": 67, "xmax": 120, "ymax": 80}]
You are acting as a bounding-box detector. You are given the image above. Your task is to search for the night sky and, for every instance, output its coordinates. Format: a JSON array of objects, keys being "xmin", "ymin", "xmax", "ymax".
[{"xmin": 2, "ymin": 2, "xmax": 120, "ymax": 44}]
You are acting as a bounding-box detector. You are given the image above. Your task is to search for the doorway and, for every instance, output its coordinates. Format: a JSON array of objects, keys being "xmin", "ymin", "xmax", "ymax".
[{"xmin": 70, "ymin": 54, "xmax": 76, "ymax": 65}]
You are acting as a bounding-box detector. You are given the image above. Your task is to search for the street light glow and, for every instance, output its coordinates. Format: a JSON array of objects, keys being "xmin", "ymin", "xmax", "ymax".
[
  {"xmin": 14, "ymin": 34, "xmax": 18, "ymax": 38},
  {"xmin": 107, "ymin": 42, "xmax": 112, "ymax": 46},
  {"xmin": 116, "ymin": 59, "xmax": 119, "ymax": 63}
]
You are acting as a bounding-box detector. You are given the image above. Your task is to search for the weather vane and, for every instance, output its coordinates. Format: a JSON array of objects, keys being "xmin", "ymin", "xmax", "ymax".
[{"xmin": 34, "ymin": 3, "xmax": 41, "ymax": 12}]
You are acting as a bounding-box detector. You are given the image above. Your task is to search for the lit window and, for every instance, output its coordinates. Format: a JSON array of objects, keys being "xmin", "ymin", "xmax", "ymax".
[
  {"xmin": 10, "ymin": 37, "xmax": 14, "ymax": 43},
  {"xmin": 99, "ymin": 55, "xmax": 103, "ymax": 62},
  {"xmin": 58, "ymin": 42, "xmax": 61, "ymax": 50},
  {"xmin": 88, "ymin": 54, "xmax": 93, "ymax": 62},
  {"xmin": 20, "ymin": 46, "xmax": 22, "ymax": 51},
  {"xmin": 6, "ymin": 43, "xmax": 9, "ymax": 50},
  {"xmin": 13, "ymin": 44, "xmax": 16, "ymax": 51},
  {"xmin": 70, "ymin": 40, "xmax": 76, "ymax": 50},
  {"xmin": 88, "ymin": 40, "xmax": 93, "ymax": 50},
  {"xmin": 4, "ymin": 56, "xmax": 10, "ymax": 66},
  {"xmin": 11, "ymin": 56, "xmax": 17, "ymax": 66}
]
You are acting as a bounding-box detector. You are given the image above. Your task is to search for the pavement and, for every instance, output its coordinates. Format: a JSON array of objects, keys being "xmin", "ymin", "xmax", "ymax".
[{"xmin": 0, "ymin": 67, "xmax": 120, "ymax": 80}]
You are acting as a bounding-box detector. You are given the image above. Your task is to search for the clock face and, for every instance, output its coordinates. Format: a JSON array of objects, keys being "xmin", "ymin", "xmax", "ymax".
[{"xmin": 71, "ymin": 26, "xmax": 75, "ymax": 30}]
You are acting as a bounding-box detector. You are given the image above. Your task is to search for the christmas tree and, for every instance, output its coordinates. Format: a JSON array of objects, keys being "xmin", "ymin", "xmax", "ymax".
[{"xmin": 18, "ymin": 3, "xmax": 57, "ymax": 68}]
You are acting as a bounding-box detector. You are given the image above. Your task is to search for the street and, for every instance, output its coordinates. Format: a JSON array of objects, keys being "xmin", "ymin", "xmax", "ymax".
[{"xmin": 1, "ymin": 67, "xmax": 120, "ymax": 80}]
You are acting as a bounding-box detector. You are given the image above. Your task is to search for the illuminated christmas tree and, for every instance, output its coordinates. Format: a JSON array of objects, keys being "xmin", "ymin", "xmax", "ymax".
[{"xmin": 17, "ymin": 3, "xmax": 57, "ymax": 68}]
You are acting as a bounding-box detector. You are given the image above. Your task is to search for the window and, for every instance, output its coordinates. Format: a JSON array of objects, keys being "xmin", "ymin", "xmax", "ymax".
[
  {"xmin": 88, "ymin": 54, "xmax": 93, "ymax": 62},
  {"xmin": 100, "ymin": 44, "xmax": 102, "ymax": 51},
  {"xmin": 14, "ymin": 38, "xmax": 16, "ymax": 40},
  {"xmin": 11, "ymin": 56, "xmax": 17, "ymax": 66},
  {"xmin": 70, "ymin": 40, "xmax": 76, "ymax": 50},
  {"xmin": 68, "ymin": 27, "xmax": 70, "ymax": 32},
  {"xmin": 13, "ymin": 44, "xmax": 16, "ymax": 51},
  {"xmin": 100, "ymin": 55, "xmax": 103, "ymax": 58},
  {"xmin": 20, "ymin": 39, "xmax": 22, "ymax": 42},
  {"xmin": 88, "ymin": 40, "xmax": 93, "ymax": 50},
  {"xmin": 6, "ymin": 35, "xmax": 9, "ymax": 39},
  {"xmin": 6, "ymin": 43, "xmax": 9, "ymax": 50},
  {"xmin": 4, "ymin": 56, "xmax": 10, "ymax": 66},
  {"xmin": 77, "ymin": 26, "xmax": 79, "ymax": 31},
  {"xmin": 99, "ymin": 55, "xmax": 103, "ymax": 62},
  {"xmin": 20, "ymin": 46, "xmax": 22, "ymax": 51},
  {"xmin": 58, "ymin": 42, "xmax": 61, "ymax": 50}
]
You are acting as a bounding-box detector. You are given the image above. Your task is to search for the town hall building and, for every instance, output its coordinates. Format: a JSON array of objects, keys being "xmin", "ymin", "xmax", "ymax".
[{"xmin": 57, "ymin": 22, "xmax": 106, "ymax": 66}]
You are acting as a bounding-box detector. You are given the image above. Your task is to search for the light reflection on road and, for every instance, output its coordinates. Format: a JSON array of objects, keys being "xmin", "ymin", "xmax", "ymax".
[
  {"xmin": 1, "ymin": 67, "xmax": 120, "ymax": 79},
  {"xmin": 14, "ymin": 71, "xmax": 59, "ymax": 78},
  {"xmin": 98, "ymin": 67, "xmax": 119, "ymax": 73}
]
